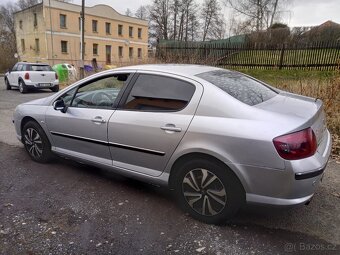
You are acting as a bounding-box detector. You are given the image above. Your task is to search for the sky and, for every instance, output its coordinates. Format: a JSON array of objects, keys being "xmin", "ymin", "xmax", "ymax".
[
  {"xmin": 6, "ymin": 0, "xmax": 340, "ymax": 27},
  {"xmin": 68, "ymin": 0, "xmax": 340, "ymax": 28}
]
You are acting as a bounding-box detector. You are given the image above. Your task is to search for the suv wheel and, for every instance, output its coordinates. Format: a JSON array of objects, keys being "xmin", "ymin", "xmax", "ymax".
[
  {"xmin": 5, "ymin": 78, "xmax": 11, "ymax": 90},
  {"xmin": 22, "ymin": 121, "xmax": 53, "ymax": 163},
  {"xmin": 173, "ymin": 158, "xmax": 245, "ymax": 224},
  {"xmin": 19, "ymin": 80, "xmax": 27, "ymax": 94}
]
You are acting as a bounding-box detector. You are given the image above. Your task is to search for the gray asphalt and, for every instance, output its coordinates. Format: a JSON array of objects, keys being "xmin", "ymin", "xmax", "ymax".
[{"xmin": 0, "ymin": 79, "xmax": 339, "ymax": 254}]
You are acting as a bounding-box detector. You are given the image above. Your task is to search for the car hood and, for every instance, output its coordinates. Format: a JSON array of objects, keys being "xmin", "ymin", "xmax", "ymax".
[{"xmin": 22, "ymin": 95, "xmax": 54, "ymax": 106}]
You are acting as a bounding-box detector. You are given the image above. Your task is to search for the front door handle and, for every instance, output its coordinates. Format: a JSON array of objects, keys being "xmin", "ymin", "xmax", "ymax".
[
  {"xmin": 161, "ymin": 124, "xmax": 182, "ymax": 132},
  {"xmin": 91, "ymin": 116, "xmax": 106, "ymax": 124}
]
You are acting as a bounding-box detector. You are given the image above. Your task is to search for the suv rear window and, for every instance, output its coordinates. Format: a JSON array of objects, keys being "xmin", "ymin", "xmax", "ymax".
[
  {"xmin": 29, "ymin": 65, "xmax": 53, "ymax": 71},
  {"xmin": 196, "ymin": 70, "xmax": 277, "ymax": 106}
]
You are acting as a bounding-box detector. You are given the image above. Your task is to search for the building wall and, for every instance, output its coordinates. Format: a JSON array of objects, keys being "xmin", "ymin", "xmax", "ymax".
[
  {"xmin": 15, "ymin": 0, "xmax": 148, "ymax": 68},
  {"xmin": 15, "ymin": 4, "xmax": 48, "ymax": 63}
]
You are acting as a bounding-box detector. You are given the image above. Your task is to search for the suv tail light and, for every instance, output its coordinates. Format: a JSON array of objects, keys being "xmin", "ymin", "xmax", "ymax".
[
  {"xmin": 273, "ymin": 128, "xmax": 317, "ymax": 160},
  {"xmin": 24, "ymin": 72, "xmax": 29, "ymax": 80},
  {"xmin": 55, "ymin": 72, "xmax": 58, "ymax": 79}
]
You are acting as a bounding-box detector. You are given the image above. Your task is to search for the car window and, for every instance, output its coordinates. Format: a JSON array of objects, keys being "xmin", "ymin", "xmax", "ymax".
[
  {"xmin": 70, "ymin": 74, "xmax": 130, "ymax": 109},
  {"xmin": 122, "ymin": 74, "xmax": 195, "ymax": 111},
  {"xmin": 58, "ymin": 87, "xmax": 77, "ymax": 107},
  {"xmin": 17, "ymin": 64, "xmax": 23, "ymax": 71},
  {"xmin": 196, "ymin": 70, "xmax": 277, "ymax": 106},
  {"xmin": 12, "ymin": 63, "xmax": 19, "ymax": 71},
  {"xmin": 29, "ymin": 65, "xmax": 53, "ymax": 71}
]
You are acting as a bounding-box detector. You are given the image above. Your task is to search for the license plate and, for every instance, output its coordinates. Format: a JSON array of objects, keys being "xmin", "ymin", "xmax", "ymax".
[{"xmin": 39, "ymin": 83, "xmax": 50, "ymax": 87}]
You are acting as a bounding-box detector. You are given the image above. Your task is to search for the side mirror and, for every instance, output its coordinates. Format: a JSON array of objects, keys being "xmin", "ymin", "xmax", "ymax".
[
  {"xmin": 53, "ymin": 99, "xmax": 67, "ymax": 113},
  {"xmin": 7, "ymin": 69, "xmax": 11, "ymax": 73}
]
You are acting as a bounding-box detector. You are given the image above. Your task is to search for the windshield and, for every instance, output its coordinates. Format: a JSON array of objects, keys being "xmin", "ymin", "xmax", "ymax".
[
  {"xmin": 196, "ymin": 70, "xmax": 277, "ymax": 106},
  {"xmin": 29, "ymin": 65, "xmax": 53, "ymax": 71}
]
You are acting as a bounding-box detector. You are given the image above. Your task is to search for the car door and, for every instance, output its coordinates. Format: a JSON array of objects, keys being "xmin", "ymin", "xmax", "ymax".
[
  {"xmin": 108, "ymin": 72, "xmax": 203, "ymax": 177},
  {"xmin": 7, "ymin": 63, "xmax": 20, "ymax": 86},
  {"xmin": 45, "ymin": 72, "xmax": 132, "ymax": 165}
]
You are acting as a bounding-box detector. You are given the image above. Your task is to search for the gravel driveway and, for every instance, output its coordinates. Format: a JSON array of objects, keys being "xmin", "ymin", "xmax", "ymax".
[{"xmin": 0, "ymin": 79, "xmax": 339, "ymax": 254}]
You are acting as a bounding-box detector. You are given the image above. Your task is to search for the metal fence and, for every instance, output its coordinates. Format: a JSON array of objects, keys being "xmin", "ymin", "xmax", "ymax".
[{"xmin": 156, "ymin": 41, "xmax": 340, "ymax": 70}]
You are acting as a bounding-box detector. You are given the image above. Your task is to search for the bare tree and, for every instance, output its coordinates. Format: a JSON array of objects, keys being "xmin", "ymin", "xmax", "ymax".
[
  {"xmin": 149, "ymin": 0, "xmax": 172, "ymax": 40},
  {"xmin": 125, "ymin": 8, "xmax": 133, "ymax": 17},
  {"xmin": 18, "ymin": 0, "xmax": 40, "ymax": 10},
  {"xmin": 135, "ymin": 5, "xmax": 149, "ymax": 20},
  {"xmin": 225, "ymin": 0, "xmax": 288, "ymax": 32},
  {"xmin": 201, "ymin": 0, "xmax": 224, "ymax": 41}
]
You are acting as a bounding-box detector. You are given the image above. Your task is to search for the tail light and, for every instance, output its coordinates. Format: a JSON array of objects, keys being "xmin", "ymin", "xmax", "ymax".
[
  {"xmin": 55, "ymin": 72, "xmax": 58, "ymax": 79},
  {"xmin": 273, "ymin": 128, "xmax": 317, "ymax": 160},
  {"xmin": 24, "ymin": 72, "xmax": 29, "ymax": 80}
]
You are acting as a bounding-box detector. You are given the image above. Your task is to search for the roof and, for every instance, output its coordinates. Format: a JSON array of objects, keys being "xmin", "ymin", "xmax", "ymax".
[
  {"xmin": 41, "ymin": 0, "xmax": 148, "ymax": 26},
  {"xmin": 17, "ymin": 62, "xmax": 50, "ymax": 65},
  {"xmin": 115, "ymin": 64, "xmax": 220, "ymax": 77}
]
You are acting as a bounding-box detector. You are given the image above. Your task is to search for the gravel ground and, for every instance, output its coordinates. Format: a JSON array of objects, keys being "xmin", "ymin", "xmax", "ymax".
[{"xmin": 0, "ymin": 79, "xmax": 339, "ymax": 254}]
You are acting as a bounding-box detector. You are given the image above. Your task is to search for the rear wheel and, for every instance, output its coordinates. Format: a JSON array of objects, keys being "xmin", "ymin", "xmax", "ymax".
[
  {"xmin": 5, "ymin": 78, "xmax": 11, "ymax": 90},
  {"xmin": 19, "ymin": 80, "xmax": 27, "ymax": 94},
  {"xmin": 51, "ymin": 85, "xmax": 59, "ymax": 92},
  {"xmin": 22, "ymin": 121, "xmax": 53, "ymax": 163},
  {"xmin": 173, "ymin": 158, "xmax": 245, "ymax": 224}
]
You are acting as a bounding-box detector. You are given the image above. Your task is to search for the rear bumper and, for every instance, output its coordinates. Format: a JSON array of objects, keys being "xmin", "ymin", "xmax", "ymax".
[
  {"xmin": 240, "ymin": 130, "xmax": 331, "ymax": 206},
  {"xmin": 25, "ymin": 80, "xmax": 59, "ymax": 88}
]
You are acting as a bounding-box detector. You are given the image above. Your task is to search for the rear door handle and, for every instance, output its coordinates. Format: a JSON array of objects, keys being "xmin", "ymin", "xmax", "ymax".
[
  {"xmin": 91, "ymin": 116, "xmax": 106, "ymax": 124},
  {"xmin": 160, "ymin": 124, "xmax": 182, "ymax": 132}
]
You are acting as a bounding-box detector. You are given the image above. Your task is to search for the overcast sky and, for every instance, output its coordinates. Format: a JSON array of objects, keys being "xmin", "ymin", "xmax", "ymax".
[{"xmin": 69, "ymin": 0, "xmax": 339, "ymax": 27}]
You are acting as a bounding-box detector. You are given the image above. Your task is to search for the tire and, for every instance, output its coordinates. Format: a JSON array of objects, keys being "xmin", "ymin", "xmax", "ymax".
[
  {"xmin": 5, "ymin": 78, "xmax": 11, "ymax": 90},
  {"xmin": 50, "ymin": 85, "xmax": 59, "ymax": 92},
  {"xmin": 19, "ymin": 80, "xmax": 28, "ymax": 94},
  {"xmin": 22, "ymin": 121, "xmax": 53, "ymax": 163},
  {"xmin": 172, "ymin": 158, "xmax": 245, "ymax": 224}
]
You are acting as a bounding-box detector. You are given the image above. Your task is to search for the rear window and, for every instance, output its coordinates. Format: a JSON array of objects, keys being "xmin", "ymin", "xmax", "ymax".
[
  {"xmin": 196, "ymin": 70, "xmax": 277, "ymax": 106},
  {"xmin": 29, "ymin": 65, "xmax": 53, "ymax": 71}
]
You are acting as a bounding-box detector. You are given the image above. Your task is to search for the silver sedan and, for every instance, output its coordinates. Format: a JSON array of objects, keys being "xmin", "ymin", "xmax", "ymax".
[{"xmin": 13, "ymin": 64, "xmax": 332, "ymax": 224}]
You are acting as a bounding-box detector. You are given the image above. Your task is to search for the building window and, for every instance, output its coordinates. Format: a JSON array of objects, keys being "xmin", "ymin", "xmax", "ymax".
[
  {"xmin": 33, "ymin": 13, "xmax": 37, "ymax": 27},
  {"xmin": 93, "ymin": 43, "xmax": 98, "ymax": 55},
  {"xmin": 118, "ymin": 24, "xmax": 123, "ymax": 36},
  {"xmin": 129, "ymin": 47, "xmax": 133, "ymax": 58},
  {"xmin": 138, "ymin": 28, "xmax": 142, "ymax": 39},
  {"xmin": 61, "ymin": 40, "xmax": 68, "ymax": 53},
  {"xmin": 138, "ymin": 48, "xmax": 142, "ymax": 58},
  {"xmin": 19, "ymin": 20, "xmax": 23, "ymax": 29},
  {"xmin": 92, "ymin": 20, "xmax": 98, "ymax": 33},
  {"xmin": 118, "ymin": 46, "xmax": 123, "ymax": 58},
  {"xmin": 35, "ymin": 38, "xmax": 40, "ymax": 52},
  {"xmin": 21, "ymin": 39, "xmax": 25, "ymax": 52},
  {"xmin": 60, "ymin": 14, "xmax": 67, "ymax": 28},
  {"xmin": 129, "ymin": 26, "xmax": 133, "ymax": 37},
  {"xmin": 105, "ymin": 22, "xmax": 111, "ymax": 34}
]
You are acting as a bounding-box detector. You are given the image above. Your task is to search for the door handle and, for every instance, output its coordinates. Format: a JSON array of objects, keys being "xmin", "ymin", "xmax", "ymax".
[
  {"xmin": 91, "ymin": 116, "xmax": 106, "ymax": 124},
  {"xmin": 160, "ymin": 124, "xmax": 182, "ymax": 132}
]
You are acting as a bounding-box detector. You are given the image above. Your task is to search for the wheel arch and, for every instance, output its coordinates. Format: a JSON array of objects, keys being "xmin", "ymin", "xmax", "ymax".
[
  {"xmin": 168, "ymin": 152, "xmax": 246, "ymax": 194},
  {"xmin": 20, "ymin": 116, "xmax": 40, "ymax": 141}
]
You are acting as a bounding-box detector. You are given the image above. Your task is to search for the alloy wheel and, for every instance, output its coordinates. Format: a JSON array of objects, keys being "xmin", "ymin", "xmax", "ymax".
[
  {"xmin": 182, "ymin": 168, "xmax": 227, "ymax": 216},
  {"xmin": 24, "ymin": 128, "xmax": 43, "ymax": 158},
  {"xmin": 19, "ymin": 82, "xmax": 23, "ymax": 93}
]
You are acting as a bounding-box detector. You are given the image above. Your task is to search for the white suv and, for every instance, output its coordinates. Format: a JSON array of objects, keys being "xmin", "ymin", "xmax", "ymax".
[{"xmin": 5, "ymin": 62, "xmax": 59, "ymax": 93}]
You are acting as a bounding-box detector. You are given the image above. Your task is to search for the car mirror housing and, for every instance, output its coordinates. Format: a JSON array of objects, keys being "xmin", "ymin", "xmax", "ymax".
[{"xmin": 53, "ymin": 99, "xmax": 67, "ymax": 113}]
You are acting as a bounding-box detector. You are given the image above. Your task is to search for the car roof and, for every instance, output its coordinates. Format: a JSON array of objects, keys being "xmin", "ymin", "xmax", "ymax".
[
  {"xmin": 114, "ymin": 64, "xmax": 221, "ymax": 77},
  {"xmin": 17, "ymin": 62, "xmax": 50, "ymax": 65}
]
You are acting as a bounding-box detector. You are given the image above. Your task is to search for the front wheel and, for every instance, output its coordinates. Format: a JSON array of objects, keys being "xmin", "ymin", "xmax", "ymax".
[
  {"xmin": 22, "ymin": 121, "xmax": 53, "ymax": 163},
  {"xmin": 173, "ymin": 158, "xmax": 245, "ymax": 224},
  {"xmin": 5, "ymin": 78, "xmax": 11, "ymax": 90},
  {"xmin": 19, "ymin": 80, "xmax": 27, "ymax": 94}
]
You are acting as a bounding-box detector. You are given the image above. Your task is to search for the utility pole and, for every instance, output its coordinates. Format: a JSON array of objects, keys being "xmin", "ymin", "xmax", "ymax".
[
  {"xmin": 49, "ymin": 0, "xmax": 54, "ymax": 66},
  {"xmin": 80, "ymin": 0, "xmax": 85, "ymax": 79}
]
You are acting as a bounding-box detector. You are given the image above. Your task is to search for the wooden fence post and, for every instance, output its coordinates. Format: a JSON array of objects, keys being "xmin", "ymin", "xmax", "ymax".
[{"xmin": 279, "ymin": 43, "xmax": 285, "ymax": 70}]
